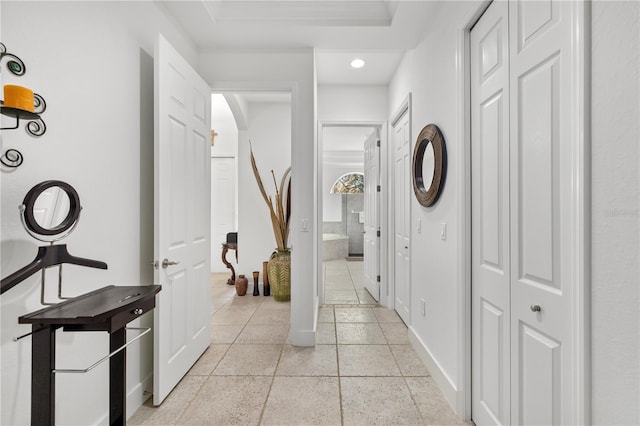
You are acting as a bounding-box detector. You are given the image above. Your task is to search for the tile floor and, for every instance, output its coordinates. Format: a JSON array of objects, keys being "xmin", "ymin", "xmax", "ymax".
[
  {"xmin": 130, "ymin": 263, "xmax": 468, "ymax": 425},
  {"xmin": 323, "ymin": 259, "xmax": 376, "ymax": 305}
]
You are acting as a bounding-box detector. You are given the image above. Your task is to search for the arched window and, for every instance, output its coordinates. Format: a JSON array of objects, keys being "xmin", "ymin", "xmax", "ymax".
[{"xmin": 330, "ymin": 172, "xmax": 364, "ymax": 194}]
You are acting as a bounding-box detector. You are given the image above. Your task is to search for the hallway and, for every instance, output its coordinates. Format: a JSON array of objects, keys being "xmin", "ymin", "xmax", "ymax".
[
  {"xmin": 130, "ymin": 272, "xmax": 467, "ymax": 425},
  {"xmin": 323, "ymin": 259, "xmax": 376, "ymax": 305}
]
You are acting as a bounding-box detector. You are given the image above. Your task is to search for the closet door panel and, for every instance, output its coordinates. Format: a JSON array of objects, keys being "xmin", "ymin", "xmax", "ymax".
[
  {"xmin": 510, "ymin": 0, "xmax": 574, "ymax": 424},
  {"xmin": 471, "ymin": 1, "xmax": 510, "ymax": 424}
]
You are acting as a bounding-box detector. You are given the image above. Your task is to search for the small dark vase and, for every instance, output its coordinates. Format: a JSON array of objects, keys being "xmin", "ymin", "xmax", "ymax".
[
  {"xmin": 252, "ymin": 271, "xmax": 260, "ymax": 296},
  {"xmin": 235, "ymin": 274, "xmax": 248, "ymax": 296},
  {"xmin": 262, "ymin": 261, "xmax": 270, "ymax": 296}
]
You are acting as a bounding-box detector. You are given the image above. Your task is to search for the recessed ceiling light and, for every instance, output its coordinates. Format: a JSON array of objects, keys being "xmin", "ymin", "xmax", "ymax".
[{"xmin": 350, "ymin": 58, "xmax": 365, "ymax": 69}]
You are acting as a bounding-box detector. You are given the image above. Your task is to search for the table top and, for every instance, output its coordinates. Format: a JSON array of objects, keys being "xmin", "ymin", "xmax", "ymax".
[{"xmin": 19, "ymin": 285, "xmax": 161, "ymax": 325}]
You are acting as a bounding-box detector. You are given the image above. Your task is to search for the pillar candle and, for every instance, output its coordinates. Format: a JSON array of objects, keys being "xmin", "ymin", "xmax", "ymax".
[{"xmin": 3, "ymin": 85, "xmax": 34, "ymax": 112}]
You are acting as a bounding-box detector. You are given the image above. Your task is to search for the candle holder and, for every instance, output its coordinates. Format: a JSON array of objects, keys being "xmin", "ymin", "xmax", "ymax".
[
  {"xmin": 0, "ymin": 93, "xmax": 47, "ymax": 136},
  {"xmin": 262, "ymin": 261, "xmax": 270, "ymax": 296},
  {"xmin": 0, "ymin": 42, "xmax": 48, "ymax": 169},
  {"xmin": 252, "ymin": 271, "xmax": 260, "ymax": 296},
  {"xmin": 1, "ymin": 42, "xmax": 26, "ymax": 76}
]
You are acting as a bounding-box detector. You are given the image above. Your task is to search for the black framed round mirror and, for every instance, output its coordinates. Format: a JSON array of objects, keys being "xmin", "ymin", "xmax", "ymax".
[
  {"xmin": 22, "ymin": 180, "xmax": 81, "ymax": 236},
  {"xmin": 412, "ymin": 124, "xmax": 447, "ymax": 207}
]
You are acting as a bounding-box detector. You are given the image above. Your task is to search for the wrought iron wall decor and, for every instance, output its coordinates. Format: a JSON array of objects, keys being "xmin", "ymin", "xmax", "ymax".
[
  {"xmin": 412, "ymin": 124, "xmax": 447, "ymax": 207},
  {"xmin": 0, "ymin": 42, "xmax": 48, "ymax": 168}
]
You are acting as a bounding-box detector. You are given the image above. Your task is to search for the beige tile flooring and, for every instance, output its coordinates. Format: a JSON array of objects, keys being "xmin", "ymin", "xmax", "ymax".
[
  {"xmin": 130, "ymin": 265, "xmax": 468, "ymax": 425},
  {"xmin": 323, "ymin": 259, "xmax": 377, "ymax": 305}
]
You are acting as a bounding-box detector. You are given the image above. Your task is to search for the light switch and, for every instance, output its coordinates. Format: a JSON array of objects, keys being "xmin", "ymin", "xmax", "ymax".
[
  {"xmin": 421, "ymin": 299, "xmax": 426, "ymax": 316},
  {"xmin": 417, "ymin": 218, "xmax": 422, "ymax": 234},
  {"xmin": 440, "ymin": 223, "xmax": 447, "ymax": 240},
  {"xmin": 301, "ymin": 218, "xmax": 309, "ymax": 232}
]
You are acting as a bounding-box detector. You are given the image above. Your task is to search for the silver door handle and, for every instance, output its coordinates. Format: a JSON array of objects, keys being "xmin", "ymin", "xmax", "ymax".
[
  {"xmin": 530, "ymin": 304, "xmax": 541, "ymax": 312},
  {"xmin": 162, "ymin": 259, "xmax": 180, "ymax": 269}
]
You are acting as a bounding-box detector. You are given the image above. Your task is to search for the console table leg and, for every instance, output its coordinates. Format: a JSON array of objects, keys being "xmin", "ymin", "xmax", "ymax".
[
  {"xmin": 109, "ymin": 328, "xmax": 126, "ymax": 426},
  {"xmin": 31, "ymin": 325, "xmax": 55, "ymax": 426}
]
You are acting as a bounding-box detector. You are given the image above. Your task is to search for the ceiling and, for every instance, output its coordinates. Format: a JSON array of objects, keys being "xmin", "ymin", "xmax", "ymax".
[{"xmin": 157, "ymin": 0, "xmax": 439, "ymax": 85}]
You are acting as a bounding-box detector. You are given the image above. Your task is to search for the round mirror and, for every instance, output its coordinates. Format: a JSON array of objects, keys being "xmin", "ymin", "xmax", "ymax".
[
  {"xmin": 421, "ymin": 141, "xmax": 436, "ymax": 190},
  {"xmin": 23, "ymin": 180, "xmax": 81, "ymax": 236},
  {"xmin": 412, "ymin": 124, "xmax": 447, "ymax": 207}
]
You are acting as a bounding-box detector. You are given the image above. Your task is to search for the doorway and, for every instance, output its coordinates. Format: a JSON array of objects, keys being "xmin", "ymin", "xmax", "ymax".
[
  {"xmin": 468, "ymin": 1, "xmax": 589, "ymax": 424},
  {"xmin": 319, "ymin": 123, "xmax": 382, "ymax": 306},
  {"xmin": 390, "ymin": 101, "xmax": 411, "ymax": 325}
]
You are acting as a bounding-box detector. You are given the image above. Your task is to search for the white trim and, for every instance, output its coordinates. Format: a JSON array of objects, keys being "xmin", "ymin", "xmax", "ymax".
[
  {"xmin": 96, "ymin": 371, "xmax": 153, "ymax": 424},
  {"xmin": 388, "ymin": 94, "xmax": 411, "ymax": 311},
  {"xmin": 458, "ymin": 1, "xmax": 591, "ymax": 423},
  {"xmin": 127, "ymin": 372, "xmax": 154, "ymax": 419},
  {"xmin": 317, "ymin": 120, "xmax": 387, "ymax": 306},
  {"xmin": 208, "ymin": 81, "xmax": 318, "ymax": 348},
  {"xmin": 456, "ymin": 1, "xmax": 491, "ymax": 420},
  {"xmin": 571, "ymin": 1, "xmax": 591, "ymax": 423},
  {"xmin": 408, "ymin": 326, "xmax": 459, "ymax": 409}
]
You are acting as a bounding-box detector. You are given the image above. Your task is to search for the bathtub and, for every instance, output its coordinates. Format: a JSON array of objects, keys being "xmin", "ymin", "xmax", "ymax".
[{"xmin": 323, "ymin": 233, "xmax": 349, "ymax": 261}]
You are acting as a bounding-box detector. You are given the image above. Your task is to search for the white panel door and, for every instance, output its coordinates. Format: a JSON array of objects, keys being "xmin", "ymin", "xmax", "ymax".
[
  {"xmin": 393, "ymin": 112, "xmax": 410, "ymax": 324},
  {"xmin": 471, "ymin": 1, "xmax": 580, "ymax": 424},
  {"xmin": 509, "ymin": 1, "xmax": 574, "ymax": 423},
  {"xmin": 471, "ymin": 1, "xmax": 511, "ymax": 424},
  {"xmin": 211, "ymin": 156, "xmax": 236, "ymax": 273},
  {"xmin": 154, "ymin": 34, "xmax": 211, "ymax": 405},
  {"xmin": 363, "ymin": 130, "xmax": 380, "ymax": 301}
]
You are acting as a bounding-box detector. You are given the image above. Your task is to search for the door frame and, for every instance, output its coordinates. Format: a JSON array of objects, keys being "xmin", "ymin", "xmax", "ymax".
[
  {"xmin": 317, "ymin": 120, "xmax": 388, "ymax": 307},
  {"xmin": 457, "ymin": 0, "xmax": 591, "ymax": 422},
  {"xmin": 389, "ymin": 94, "xmax": 411, "ymax": 314}
]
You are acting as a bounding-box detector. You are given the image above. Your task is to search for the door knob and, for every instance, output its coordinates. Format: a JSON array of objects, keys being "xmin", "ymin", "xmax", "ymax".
[
  {"xmin": 530, "ymin": 304, "xmax": 541, "ymax": 312},
  {"xmin": 162, "ymin": 258, "xmax": 180, "ymax": 269}
]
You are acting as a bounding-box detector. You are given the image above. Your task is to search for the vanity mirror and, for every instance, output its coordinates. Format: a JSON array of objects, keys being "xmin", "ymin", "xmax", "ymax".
[
  {"xmin": 22, "ymin": 180, "xmax": 81, "ymax": 240},
  {"xmin": 1, "ymin": 180, "xmax": 107, "ymax": 297},
  {"xmin": 412, "ymin": 124, "xmax": 447, "ymax": 207}
]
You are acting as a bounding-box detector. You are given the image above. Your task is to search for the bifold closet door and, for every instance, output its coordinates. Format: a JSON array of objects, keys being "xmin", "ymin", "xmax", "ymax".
[
  {"xmin": 472, "ymin": 0, "xmax": 579, "ymax": 424},
  {"xmin": 471, "ymin": 1, "xmax": 511, "ymax": 424},
  {"xmin": 508, "ymin": 0, "xmax": 575, "ymax": 424}
]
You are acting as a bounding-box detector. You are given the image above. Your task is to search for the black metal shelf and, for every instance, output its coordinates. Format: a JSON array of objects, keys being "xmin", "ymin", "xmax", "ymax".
[{"xmin": 1, "ymin": 42, "xmax": 48, "ymax": 169}]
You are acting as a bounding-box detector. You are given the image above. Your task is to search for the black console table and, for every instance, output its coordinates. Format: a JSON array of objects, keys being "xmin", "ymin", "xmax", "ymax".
[{"xmin": 19, "ymin": 285, "xmax": 161, "ymax": 426}]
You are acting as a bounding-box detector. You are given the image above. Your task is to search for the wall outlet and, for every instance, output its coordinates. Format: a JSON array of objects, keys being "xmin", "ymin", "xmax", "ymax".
[{"xmin": 421, "ymin": 298, "xmax": 426, "ymax": 316}]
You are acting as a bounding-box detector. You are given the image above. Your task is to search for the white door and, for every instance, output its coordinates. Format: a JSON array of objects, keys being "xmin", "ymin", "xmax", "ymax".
[
  {"xmin": 393, "ymin": 112, "xmax": 410, "ymax": 323},
  {"xmin": 471, "ymin": 1, "xmax": 511, "ymax": 423},
  {"xmin": 153, "ymin": 34, "xmax": 211, "ymax": 405},
  {"xmin": 508, "ymin": 1, "xmax": 576, "ymax": 423},
  {"xmin": 471, "ymin": 1, "xmax": 581, "ymax": 424},
  {"xmin": 211, "ymin": 156, "xmax": 236, "ymax": 273},
  {"xmin": 363, "ymin": 130, "xmax": 380, "ymax": 301}
]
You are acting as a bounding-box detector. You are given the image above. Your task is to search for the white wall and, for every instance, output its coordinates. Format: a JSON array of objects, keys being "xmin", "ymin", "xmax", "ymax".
[
  {"xmin": 237, "ymin": 102, "xmax": 291, "ymax": 278},
  {"xmin": 389, "ymin": 0, "xmax": 640, "ymax": 422},
  {"xmin": 317, "ymin": 85, "xmax": 388, "ymax": 122},
  {"xmin": 0, "ymin": 2, "xmax": 196, "ymax": 424},
  {"xmin": 210, "ymin": 94, "xmax": 238, "ymax": 273},
  {"xmin": 198, "ymin": 49, "xmax": 317, "ymax": 346},
  {"xmin": 210, "ymin": 94, "xmax": 239, "ymax": 158},
  {"xmin": 323, "ymin": 151, "xmax": 364, "ymax": 223},
  {"xmin": 388, "ymin": 1, "xmax": 472, "ymax": 403},
  {"xmin": 318, "ymin": 85, "xmax": 386, "ymax": 224},
  {"xmin": 591, "ymin": 1, "xmax": 640, "ymax": 423}
]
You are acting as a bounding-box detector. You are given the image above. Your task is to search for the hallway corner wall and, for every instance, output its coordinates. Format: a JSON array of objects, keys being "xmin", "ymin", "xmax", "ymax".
[
  {"xmin": 387, "ymin": 1, "xmax": 474, "ymax": 411},
  {"xmin": 591, "ymin": 1, "xmax": 640, "ymax": 423},
  {"xmin": 0, "ymin": 2, "xmax": 197, "ymax": 424},
  {"xmin": 198, "ymin": 49, "xmax": 318, "ymax": 346}
]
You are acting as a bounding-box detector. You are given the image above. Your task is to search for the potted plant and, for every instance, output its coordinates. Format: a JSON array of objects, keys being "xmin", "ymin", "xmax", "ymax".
[{"xmin": 250, "ymin": 142, "xmax": 292, "ymax": 301}]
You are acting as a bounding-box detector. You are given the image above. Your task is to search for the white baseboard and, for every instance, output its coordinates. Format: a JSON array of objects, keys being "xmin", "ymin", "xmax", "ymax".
[
  {"xmin": 408, "ymin": 326, "xmax": 461, "ymax": 414},
  {"xmin": 95, "ymin": 372, "xmax": 153, "ymax": 424},
  {"xmin": 288, "ymin": 296, "xmax": 318, "ymax": 347},
  {"xmin": 127, "ymin": 372, "xmax": 154, "ymax": 418}
]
